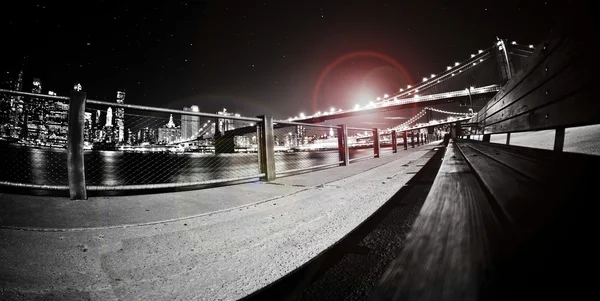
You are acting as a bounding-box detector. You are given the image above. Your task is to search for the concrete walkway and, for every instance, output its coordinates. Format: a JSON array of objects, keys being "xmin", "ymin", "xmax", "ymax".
[{"xmin": 0, "ymin": 142, "xmax": 441, "ymax": 301}]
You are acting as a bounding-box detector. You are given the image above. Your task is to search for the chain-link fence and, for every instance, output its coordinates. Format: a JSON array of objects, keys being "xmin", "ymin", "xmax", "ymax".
[
  {"xmin": 83, "ymin": 102, "xmax": 262, "ymax": 189},
  {"xmin": 347, "ymin": 127, "xmax": 376, "ymax": 163},
  {"xmin": 0, "ymin": 89, "xmax": 70, "ymax": 189},
  {"xmin": 272, "ymin": 121, "xmax": 342, "ymax": 175}
]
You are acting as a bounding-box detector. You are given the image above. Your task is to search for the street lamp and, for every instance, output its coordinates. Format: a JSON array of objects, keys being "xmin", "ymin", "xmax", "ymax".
[{"xmin": 465, "ymin": 87, "xmax": 473, "ymax": 112}]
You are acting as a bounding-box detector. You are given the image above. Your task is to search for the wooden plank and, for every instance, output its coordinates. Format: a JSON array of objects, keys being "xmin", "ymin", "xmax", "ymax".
[
  {"xmin": 484, "ymin": 84, "xmax": 598, "ymax": 133},
  {"xmin": 372, "ymin": 140, "xmax": 503, "ymax": 300},
  {"xmin": 459, "ymin": 142, "xmax": 552, "ymax": 181},
  {"xmin": 482, "ymin": 37, "xmax": 574, "ymax": 124},
  {"xmin": 457, "ymin": 143, "xmax": 564, "ymax": 242},
  {"xmin": 459, "ymin": 138, "xmax": 557, "ymax": 164},
  {"xmin": 483, "ymin": 47, "xmax": 589, "ymax": 128},
  {"xmin": 469, "ymin": 37, "xmax": 564, "ymax": 125}
]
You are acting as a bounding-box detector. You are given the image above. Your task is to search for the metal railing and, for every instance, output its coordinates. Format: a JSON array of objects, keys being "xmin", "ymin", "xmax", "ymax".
[{"xmin": 0, "ymin": 88, "xmax": 440, "ymax": 199}]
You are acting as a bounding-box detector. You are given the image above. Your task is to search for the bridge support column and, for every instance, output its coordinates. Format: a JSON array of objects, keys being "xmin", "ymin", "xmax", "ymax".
[
  {"xmin": 337, "ymin": 124, "xmax": 349, "ymax": 166},
  {"xmin": 554, "ymin": 127, "xmax": 565, "ymax": 152},
  {"xmin": 67, "ymin": 91, "xmax": 87, "ymax": 200},
  {"xmin": 373, "ymin": 128, "xmax": 380, "ymax": 158},
  {"xmin": 403, "ymin": 131, "xmax": 408, "ymax": 150},
  {"xmin": 258, "ymin": 115, "xmax": 276, "ymax": 181},
  {"xmin": 391, "ymin": 130, "xmax": 397, "ymax": 153},
  {"xmin": 506, "ymin": 132, "xmax": 511, "ymax": 145},
  {"xmin": 411, "ymin": 131, "xmax": 415, "ymax": 148}
]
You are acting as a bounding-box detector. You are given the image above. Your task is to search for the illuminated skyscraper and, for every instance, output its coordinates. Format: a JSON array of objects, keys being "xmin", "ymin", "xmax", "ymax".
[
  {"xmin": 181, "ymin": 105, "xmax": 199, "ymax": 140},
  {"xmin": 105, "ymin": 107, "xmax": 113, "ymax": 127},
  {"xmin": 115, "ymin": 90, "xmax": 125, "ymax": 143}
]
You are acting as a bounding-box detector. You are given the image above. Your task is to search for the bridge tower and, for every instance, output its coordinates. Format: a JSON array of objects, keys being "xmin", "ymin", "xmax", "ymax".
[{"xmin": 494, "ymin": 39, "xmax": 514, "ymax": 85}]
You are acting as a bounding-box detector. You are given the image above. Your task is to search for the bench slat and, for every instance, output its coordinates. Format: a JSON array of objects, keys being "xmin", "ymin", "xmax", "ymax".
[
  {"xmin": 460, "ymin": 142, "xmax": 552, "ymax": 181},
  {"xmin": 482, "ymin": 37, "xmax": 573, "ymax": 125},
  {"xmin": 456, "ymin": 143, "xmax": 560, "ymax": 241},
  {"xmin": 372, "ymin": 142, "xmax": 503, "ymax": 300}
]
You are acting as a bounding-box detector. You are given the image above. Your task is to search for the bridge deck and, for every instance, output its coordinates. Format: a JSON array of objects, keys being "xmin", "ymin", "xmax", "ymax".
[{"xmin": 0, "ymin": 143, "xmax": 440, "ymax": 300}]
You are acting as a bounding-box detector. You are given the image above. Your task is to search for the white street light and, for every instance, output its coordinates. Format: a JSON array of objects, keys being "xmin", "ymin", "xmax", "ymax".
[
  {"xmin": 471, "ymin": 54, "xmax": 475, "ymax": 58},
  {"xmin": 529, "ymin": 44, "xmax": 534, "ymax": 48},
  {"xmin": 384, "ymin": 94, "xmax": 389, "ymax": 98},
  {"xmin": 447, "ymin": 66, "xmax": 451, "ymax": 70},
  {"xmin": 512, "ymin": 41, "xmax": 517, "ymax": 45},
  {"xmin": 423, "ymin": 77, "xmax": 428, "ymax": 82},
  {"xmin": 431, "ymin": 74, "xmax": 435, "ymax": 78},
  {"xmin": 478, "ymin": 50, "xmax": 483, "ymax": 53},
  {"xmin": 455, "ymin": 62, "xmax": 459, "ymax": 66},
  {"xmin": 400, "ymin": 88, "xmax": 404, "ymax": 92},
  {"xmin": 299, "ymin": 113, "xmax": 305, "ymax": 118}
]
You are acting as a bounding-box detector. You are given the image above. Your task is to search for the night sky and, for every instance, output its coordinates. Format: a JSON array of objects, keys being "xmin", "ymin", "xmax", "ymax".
[{"xmin": 1, "ymin": 0, "xmax": 591, "ymax": 125}]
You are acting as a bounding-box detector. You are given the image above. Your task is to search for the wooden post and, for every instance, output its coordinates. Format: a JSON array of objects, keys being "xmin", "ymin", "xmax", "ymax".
[
  {"xmin": 258, "ymin": 115, "xmax": 276, "ymax": 181},
  {"xmin": 403, "ymin": 131, "xmax": 408, "ymax": 150},
  {"xmin": 554, "ymin": 127, "xmax": 565, "ymax": 152},
  {"xmin": 337, "ymin": 124, "xmax": 349, "ymax": 166},
  {"xmin": 416, "ymin": 132, "xmax": 420, "ymax": 145},
  {"xmin": 506, "ymin": 132, "xmax": 511, "ymax": 145},
  {"xmin": 391, "ymin": 130, "xmax": 397, "ymax": 153},
  {"xmin": 67, "ymin": 91, "xmax": 87, "ymax": 200},
  {"xmin": 411, "ymin": 131, "xmax": 415, "ymax": 148},
  {"xmin": 373, "ymin": 128, "xmax": 380, "ymax": 158}
]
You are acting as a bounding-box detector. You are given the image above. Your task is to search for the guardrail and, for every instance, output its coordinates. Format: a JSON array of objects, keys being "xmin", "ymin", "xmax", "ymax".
[{"xmin": 1, "ymin": 89, "xmax": 437, "ymax": 199}]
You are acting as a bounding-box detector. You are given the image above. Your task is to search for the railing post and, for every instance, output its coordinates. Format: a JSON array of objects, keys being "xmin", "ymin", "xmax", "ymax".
[
  {"xmin": 258, "ymin": 115, "xmax": 276, "ymax": 181},
  {"xmin": 403, "ymin": 131, "xmax": 408, "ymax": 150},
  {"xmin": 391, "ymin": 130, "xmax": 397, "ymax": 153},
  {"xmin": 337, "ymin": 124, "xmax": 349, "ymax": 166},
  {"xmin": 373, "ymin": 128, "xmax": 380, "ymax": 158},
  {"xmin": 554, "ymin": 127, "xmax": 565, "ymax": 152},
  {"xmin": 506, "ymin": 132, "xmax": 511, "ymax": 145},
  {"xmin": 411, "ymin": 131, "xmax": 415, "ymax": 148},
  {"xmin": 482, "ymin": 133, "xmax": 491, "ymax": 142},
  {"xmin": 67, "ymin": 91, "xmax": 87, "ymax": 200},
  {"xmin": 416, "ymin": 132, "xmax": 420, "ymax": 145}
]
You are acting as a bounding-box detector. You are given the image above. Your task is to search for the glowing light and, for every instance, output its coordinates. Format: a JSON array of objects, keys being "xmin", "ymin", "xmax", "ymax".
[
  {"xmin": 499, "ymin": 46, "xmax": 503, "ymax": 50},
  {"xmin": 407, "ymin": 85, "xmax": 412, "ymax": 88},
  {"xmin": 512, "ymin": 41, "xmax": 517, "ymax": 45},
  {"xmin": 377, "ymin": 97, "xmax": 381, "ymax": 101},
  {"xmin": 455, "ymin": 62, "xmax": 459, "ymax": 66},
  {"xmin": 470, "ymin": 86, "xmax": 474, "ymax": 90},
  {"xmin": 478, "ymin": 50, "xmax": 483, "ymax": 53},
  {"xmin": 497, "ymin": 41, "xmax": 502, "ymax": 46},
  {"xmin": 330, "ymin": 107, "xmax": 335, "ymax": 112},
  {"xmin": 423, "ymin": 77, "xmax": 428, "ymax": 82},
  {"xmin": 431, "ymin": 74, "xmax": 435, "ymax": 78},
  {"xmin": 400, "ymin": 88, "xmax": 404, "ymax": 92},
  {"xmin": 471, "ymin": 54, "xmax": 475, "ymax": 58},
  {"xmin": 354, "ymin": 104, "xmax": 360, "ymax": 110},
  {"xmin": 451, "ymin": 73, "xmax": 455, "ymax": 76},
  {"xmin": 299, "ymin": 113, "xmax": 305, "ymax": 118},
  {"xmin": 529, "ymin": 44, "xmax": 534, "ymax": 48},
  {"xmin": 473, "ymin": 62, "xmax": 477, "ymax": 66},
  {"xmin": 338, "ymin": 109, "xmax": 342, "ymax": 112},
  {"xmin": 447, "ymin": 66, "xmax": 451, "ymax": 70},
  {"xmin": 384, "ymin": 94, "xmax": 389, "ymax": 98},
  {"xmin": 414, "ymin": 95, "xmax": 419, "ymax": 98},
  {"xmin": 316, "ymin": 111, "xmax": 321, "ymax": 115},
  {"xmin": 480, "ymin": 59, "xmax": 483, "ymax": 62},
  {"xmin": 415, "ymin": 89, "xmax": 419, "ymax": 92},
  {"xmin": 369, "ymin": 101, "xmax": 374, "ymax": 106}
]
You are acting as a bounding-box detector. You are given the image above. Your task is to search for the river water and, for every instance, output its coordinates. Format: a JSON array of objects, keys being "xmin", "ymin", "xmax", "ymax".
[{"xmin": 0, "ymin": 144, "xmax": 394, "ymax": 187}]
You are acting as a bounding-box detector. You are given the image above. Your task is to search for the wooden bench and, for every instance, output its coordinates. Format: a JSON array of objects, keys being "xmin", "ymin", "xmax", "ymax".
[{"xmin": 371, "ymin": 11, "xmax": 599, "ymax": 301}]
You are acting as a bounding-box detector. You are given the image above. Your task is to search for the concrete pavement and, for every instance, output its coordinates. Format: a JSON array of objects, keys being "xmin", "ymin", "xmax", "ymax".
[{"xmin": 0, "ymin": 142, "xmax": 441, "ymax": 301}]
